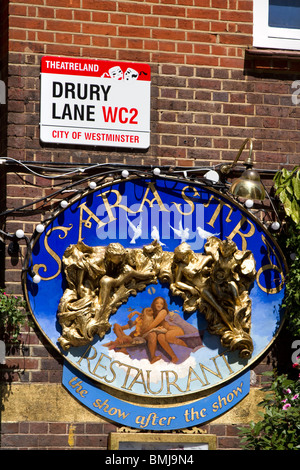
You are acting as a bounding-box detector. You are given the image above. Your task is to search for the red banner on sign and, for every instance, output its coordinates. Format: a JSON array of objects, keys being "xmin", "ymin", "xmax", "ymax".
[{"xmin": 41, "ymin": 56, "xmax": 151, "ymax": 81}]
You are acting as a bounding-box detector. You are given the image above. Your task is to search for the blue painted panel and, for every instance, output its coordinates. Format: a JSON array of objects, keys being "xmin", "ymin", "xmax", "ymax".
[{"xmin": 63, "ymin": 360, "xmax": 250, "ymax": 430}]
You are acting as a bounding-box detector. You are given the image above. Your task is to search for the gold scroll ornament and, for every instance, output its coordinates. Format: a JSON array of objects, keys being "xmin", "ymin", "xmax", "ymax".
[{"xmin": 57, "ymin": 237, "xmax": 256, "ymax": 359}]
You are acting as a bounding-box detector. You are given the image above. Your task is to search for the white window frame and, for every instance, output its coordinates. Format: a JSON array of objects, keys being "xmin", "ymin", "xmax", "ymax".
[{"xmin": 253, "ymin": 0, "xmax": 300, "ymax": 50}]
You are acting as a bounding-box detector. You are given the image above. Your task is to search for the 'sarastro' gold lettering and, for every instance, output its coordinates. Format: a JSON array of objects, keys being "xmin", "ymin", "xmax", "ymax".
[
  {"xmin": 32, "ymin": 224, "xmax": 73, "ymax": 280},
  {"xmin": 98, "ymin": 189, "xmax": 136, "ymax": 221},
  {"xmin": 79, "ymin": 183, "xmax": 171, "ymax": 242},
  {"xmin": 203, "ymin": 195, "xmax": 255, "ymax": 250},
  {"xmin": 172, "ymin": 185, "xmax": 200, "ymax": 216},
  {"xmin": 204, "ymin": 195, "xmax": 234, "ymax": 227},
  {"xmin": 227, "ymin": 215, "xmax": 255, "ymax": 251},
  {"xmin": 256, "ymin": 235, "xmax": 285, "ymax": 294},
  {"xmin": 99, "ymin": 182, "xmax": 170, "ymax": 218},
  {"xmin": 134, "ymin": 182, "xmax": 170, "ymax": 213},
  {"xmin": 78, "ymin": 202, "xmax": 104, "ymax": 242},
  {"xmin": 78, "ymin": 183, "xmax": 203, "ymax": 243}
]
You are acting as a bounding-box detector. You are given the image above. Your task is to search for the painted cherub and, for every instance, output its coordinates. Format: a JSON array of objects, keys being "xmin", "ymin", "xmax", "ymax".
[{"xmin": 103, "ymin": 307, "xmax": 160, "ymax": 353}]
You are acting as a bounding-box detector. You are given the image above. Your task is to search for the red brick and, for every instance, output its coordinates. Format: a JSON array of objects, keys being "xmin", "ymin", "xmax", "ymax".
[
  {"xmin": 220, "ymin": 10, "xmax": 252, "ymax": 22},
  {"xmin": 37, "ymin": 31, "xmax": 55, "ymax": 42},
  {"xmin": 55, "ymin": 8, "xmax": 75, "ymax": 20},
  {"xmin": 9, "ymin": 4, "xmax": 27, "ymax": 15},
  {"xmin": 46, "ymin": 44, "xmax": 81, "ymax": 55},
  {"xmin": 49, "ymin": 423, "xmax": 67, "ymax": 434},
  {"xmin": 152, "ymin": 5, "xmax": 186, "ymax": 18},
  {"xmin": 187, "ymin": 7, "xmax": 219, "ymax": 20},
  {"xmin": 118, "ymin": 3, "xmax": 151, "ymax": 15},
  {"xmin": 119, "ymin": 25, "xmax": 151, "ymax": 38},
  {"xmin": 46, "ymin": 0, "xmax": 80, "ymax": 6},
  {"xmin": 2, "ymin": 0, "xmax": 300, "ymax": 454},
  {"xmin": 30, "ymin": 422, "xmax": 48, "ymax": 434},
  {"xmin": 82, "ymin": 0, "xmax": 115, "ymax": 11},
  {"xmin": 9, "ymin": 29, "xmax": 26, "ymax": 40},
  {"xmin": 46, "ymin": 19, "xmax": 81, "ymax": 32},
  {"xmin": 83, "ymin": 23, "xmax": 116, "ymax": 36},
  {"xmin": 218, "ymin": 436, "xmax": 242, "ymax": 449},
  {"xmin": 37, "ymin": 7, "xmax": 55, "ymax": 18},
  {"xmin": 10, "ymin": 17, "xmax": 45, "ymax": 30},
  {"xmin": 186, "ymin": 55, "xmax": 219, "ymax": 66},
  {"xmin": 74, "ymin": 10, "xmax": 91, "ymax": 21}
]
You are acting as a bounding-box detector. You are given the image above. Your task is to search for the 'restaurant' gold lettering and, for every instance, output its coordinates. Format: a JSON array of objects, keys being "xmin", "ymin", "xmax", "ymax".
[
  {"xmin": 126, "ymin": 369, "xmax": 149, "ymax": 394},
  {"xmin": 76, "ymin": 345, "xmax": 98, "ymax": 372},
  {"xmin": 75, "ymin": 346, "xmax": 235, "ymax": 396},
  {"xmin": 165, "ymin": 370, "xmax": 185, "ymax": 394},
  {"xmin": 198, "ymin": 358, "xmax": 223, "ymax": 386},
  {"xmin": 185, "ymin": 366, "xmax": 206, "ymax": 391},
  {"xmin": 146, "ymin": 370, "xmax": 164, "ymax": 395}
]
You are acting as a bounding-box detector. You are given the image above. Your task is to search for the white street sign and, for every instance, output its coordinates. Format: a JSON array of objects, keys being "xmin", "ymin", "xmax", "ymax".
[{"xmin": 40, "ymin": 57, "xmax": 151, "ymax": 149}]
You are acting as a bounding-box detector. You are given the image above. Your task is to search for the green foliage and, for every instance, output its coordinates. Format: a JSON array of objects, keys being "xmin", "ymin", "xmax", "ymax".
[
  {"xmin": 274, "ymin": 166, "xmax": 300, "ymax": 225},
  {"xmin": 239, "ymin": 368, "xmax": 300, "ymax": 450},
  {"xmin": 281, "ymin": 224, "xmax": 300, "ymax": 337},
  {"xmin": 0, "ymin": 289, "xmax": 29, "ymax": 343},
  {"xmin": 238, "ymin": 167, "xmax": 300, "ymax": 450},
  {"xmin": 274, "ymin": 166, "xmax": 300, "ymax": 337}
]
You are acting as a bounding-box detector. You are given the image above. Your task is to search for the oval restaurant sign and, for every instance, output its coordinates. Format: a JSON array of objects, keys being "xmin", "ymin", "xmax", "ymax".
[
  {"xmin": 40, "ymin": 56, "xmax": 151, "ymax": 149},
  {"xmin": 24, "ymin": 177, "xmax": 287, "ymax": 430}
]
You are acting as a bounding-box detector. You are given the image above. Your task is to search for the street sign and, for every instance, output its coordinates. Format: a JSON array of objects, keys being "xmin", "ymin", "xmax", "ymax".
[{"xmin": 40, "ymin": 56, "xmax": 151, "ymax": 149}]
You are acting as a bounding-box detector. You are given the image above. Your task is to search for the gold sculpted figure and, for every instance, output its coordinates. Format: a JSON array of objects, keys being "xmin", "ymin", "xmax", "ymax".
[
  {"xmin": 57, "ymin": 237, "xmax": 256, "ymax": 358},
  {"xmin": 169, "ymin": 238, "xmax": 256, "ymax": 358}
]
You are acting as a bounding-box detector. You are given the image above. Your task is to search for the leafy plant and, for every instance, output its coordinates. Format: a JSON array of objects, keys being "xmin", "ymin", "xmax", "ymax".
[
  {"xmin": 274, "ymin": 166, "xmax": 300, "ymax": 337},
  {"xmin": 281, "ymin": 224, "xmax": 300, "ymax": 337},
  {"xmin": 0, "ymin": 289, "xmax": 29, "ymax": 343},
  {"xmin": 238, "ymin": 167, "xmax": 300, "ymax": 450},
  {"xmin": 239, "ymin": 366, "xmax": 300, "ymax": 450},
  {"xmin": 274, "ymin": 166, "xmax": 300, "ymax": 225}
]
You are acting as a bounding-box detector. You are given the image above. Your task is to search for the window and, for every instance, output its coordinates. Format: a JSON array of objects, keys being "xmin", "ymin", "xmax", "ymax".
[{"xmin": 253, "ymin": 0, "xmax": 300, "ymax": 50}]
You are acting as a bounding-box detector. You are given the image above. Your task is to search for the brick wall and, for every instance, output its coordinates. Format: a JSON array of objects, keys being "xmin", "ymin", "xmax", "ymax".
[
  {"xmin": 1, "ymin": 0, "xmax": 299, "ymax": 450},
  {"xmin": 1, "ymin": 421, "xmax": 244, "ymax": 450},
  {"xmin": 5, "ymin": 0, "xmax": 300, "ymax": 171}
]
